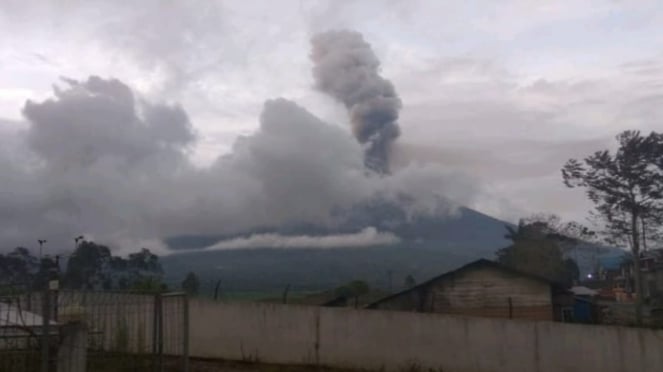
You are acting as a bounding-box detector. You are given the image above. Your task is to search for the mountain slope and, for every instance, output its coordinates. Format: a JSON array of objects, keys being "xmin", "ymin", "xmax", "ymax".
[
  {"xmin": 161, "ymin": 206, "xmax": 513, "ymax": 292},
  {"xmin": 161, "ymin": 205, "xmax": 623, "ymax": 293}
]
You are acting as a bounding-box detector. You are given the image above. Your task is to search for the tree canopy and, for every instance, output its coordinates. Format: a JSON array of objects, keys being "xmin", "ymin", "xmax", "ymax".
[
  {"xmin": 63, "ymin": 241, "xmax": 164, "ymax": 291},
  {"xmin": 181, "ymin": 272, "xmax": 200, "ymax": 295},
  {"xmin": 404, "ymin": 274, "xmax": 416, "ymax": 289},
  {"xmin": 562, "ymin": 130, "xmax": 663, "ymax": 324},
  {"xmin": 497, "ymin": 219, "xmax": 580, "ymax": 286}
]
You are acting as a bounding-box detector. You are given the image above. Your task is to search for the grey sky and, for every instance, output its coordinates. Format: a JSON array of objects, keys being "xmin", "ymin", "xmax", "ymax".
[{"xmin": 1, "ymin": 1, "xmax": 663, "ymax": 250}]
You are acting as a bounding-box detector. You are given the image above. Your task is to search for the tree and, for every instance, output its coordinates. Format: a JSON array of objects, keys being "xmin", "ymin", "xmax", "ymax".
[
  {"xmin": 63, "ymin": 241, "xmax": 112, "ymax": 290},
  {"xmin": 0, "ymin": 247, "xmax": 40, "ymax": 291},
  {"xmin": 123, "ymin": 248, "xmax": 163, "ymax": 288},
  {"xmin": 498, "ymin": 233, "xmax": 564, "ymax": 281},
  {"xmin": 404, "ymin": 274, "xmax": 416, "ymax": 289},
  {"xmin": 520, "ymin": 213, "xmax": 597, "ymax": 246},
  {"xmin": 131, "ymin": 277, "xmax": 167, "ymax": 293},
  {"xmin": 347, "ymin": 280, "xmax": 369, "ymax": 308},
  {"xmin": 562, "ymin": 130, "xmax": 663, "ymax": 325},
  {"xmin": 562, "ymin": 258, "xmax": 580, "ymax": 285},
  {"xmin": 64, "ymin": 241, "xmax": 163, "ymax": 291},
  {"xmin": 334, "ymin": 279, "xmax": 370, "ymax": 308},
  {"xmin": 496, "ymin": 215, "xmax": 588, "ymax": 286},
  {"xmin": 181, "ymin": 272, "xmax": 200, "ymax": 295}
]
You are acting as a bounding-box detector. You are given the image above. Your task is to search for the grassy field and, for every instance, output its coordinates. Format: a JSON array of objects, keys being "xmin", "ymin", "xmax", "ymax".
[
  {"xmin": 188, "ymin": 359, "xmax": 445, "ymax": 372},
  {"xmin": 210, "ymin": 290, "xmax": 319, "ymax": 303}
]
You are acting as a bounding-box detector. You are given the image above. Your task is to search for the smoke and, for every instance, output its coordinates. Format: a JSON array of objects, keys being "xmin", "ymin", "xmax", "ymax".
[
  {"xmin": 0, "ymin": 31, "xmax": 479, "ymax": 254},
  {"xmin": 311, "ymin": 30, "xmax": 401, "ymax": 173},
  {"xmin": 201, "ymin": 227, "xmax": 399, "ymax": 251}
]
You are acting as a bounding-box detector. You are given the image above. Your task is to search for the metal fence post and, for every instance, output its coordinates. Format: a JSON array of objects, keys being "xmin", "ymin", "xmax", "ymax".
[
  {"xmin": 152, "ymin": 293, "xmax": 158, "ymax": 359},
  {"xmin": 41, "ymin": 289, "xmax": 51, "ymax": 372},
  {"xmin": 183, "ymin": 294, "xmax": 190, "ymax": 372},
  {"xmin": 153, "ymin": 293, "xmax": 163, "ymax": 372}
]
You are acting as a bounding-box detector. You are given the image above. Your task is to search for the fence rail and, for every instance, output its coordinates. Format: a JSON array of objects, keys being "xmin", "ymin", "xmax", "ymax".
[{"xmin": 1, "ymin": 290, "xmax": 189, "ymax": 372}]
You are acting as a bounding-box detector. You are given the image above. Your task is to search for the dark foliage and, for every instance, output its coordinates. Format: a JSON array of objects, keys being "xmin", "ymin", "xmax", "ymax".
[{"xmin": 562, "ymin": 130, "xmax": 663, "ymax": 324}]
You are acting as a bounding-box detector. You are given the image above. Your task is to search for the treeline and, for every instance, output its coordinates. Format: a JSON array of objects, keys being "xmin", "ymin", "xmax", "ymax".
[{"xmin": 0, "ymin": 241, "xmax": 165, "ymax": 293}]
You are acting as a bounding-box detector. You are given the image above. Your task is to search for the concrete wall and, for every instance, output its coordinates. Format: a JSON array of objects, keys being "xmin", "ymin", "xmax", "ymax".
[{"xmin": 189, "ymin": 298, "xmax": 663, "ymax": 372}]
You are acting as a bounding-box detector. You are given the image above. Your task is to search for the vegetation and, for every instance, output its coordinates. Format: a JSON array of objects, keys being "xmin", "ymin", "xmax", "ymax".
[
  {"xmin": 181, "ymin": 271, "xmax": 201, "ymax": 295},
  {"xmin": 334, "ymin": 279, "xmax": 370, "ymax": 307},
  {"xmin": 562, "ymin": 130, "xmax": 663, "ymax": 324},
  {"xmin": 404, "ymin": 274, "xmax": 416, "ymax": 289},
  {"xmin": 64, "ymin": 241, "xmax": 164, "ymax": 291},
  {"xmin": 0, "ymin": 247, "xmax": 57, "ymax": 292},
  {"xmin": 497, "ymin": 219, "xmax": 580, "ymax": 286},
  {"xmin": 1, "ymin": 241, "xmax": 165, "ymax": 292}
]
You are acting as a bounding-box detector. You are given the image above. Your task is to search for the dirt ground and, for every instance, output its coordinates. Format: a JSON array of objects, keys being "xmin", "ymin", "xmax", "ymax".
[
  {"xmin": 187, "ymin": 358, "xmax": 443, "ymax": 372},
  {"xmin": 187, "ymin": 359, "xmax": 383, "ymax": 372}
]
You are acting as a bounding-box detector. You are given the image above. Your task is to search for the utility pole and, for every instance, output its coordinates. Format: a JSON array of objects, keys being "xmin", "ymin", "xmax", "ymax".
[
  {"xmin": 38, "ymin": 239, "xmax": 47, "ymax": 259},
  {"xmin": 387, "ymin": 270, "xmax": 393, "ymax": 293},
  {"xmin": 74, "ymin": 235, "xmax": 84, "ymax": 250}
]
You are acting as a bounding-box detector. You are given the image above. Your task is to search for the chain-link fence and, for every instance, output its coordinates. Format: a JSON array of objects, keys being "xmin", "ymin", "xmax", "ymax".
[
  {"xmin": 0, "ymin": 291, "xmax": 55, "ymax": 372},
  {"xmin": 0, "ymin": 290, "xmax": 189, "ymax": 372}
]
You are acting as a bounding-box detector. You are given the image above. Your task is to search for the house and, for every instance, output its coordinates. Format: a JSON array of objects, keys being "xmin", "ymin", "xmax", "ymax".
[
  {"xmin": 639, "ymin": 248, "xmax": 663, "ymax": 303},
  {"xmin": 0, "ymin": 301, "xmax": 58, "ymax": 349},
  {"xmin": 588, "ymin": 249, "xmax": 663, "ymax": 304},
  {"xmin": 366, "ymin": 259, "xmax": 573, "ymax": 322}
]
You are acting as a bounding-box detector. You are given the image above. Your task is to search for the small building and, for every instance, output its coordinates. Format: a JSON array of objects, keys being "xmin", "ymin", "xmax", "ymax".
[
  {"xmin": 640, "ymin": 249, "xmax": 663, "ymax": 303},
  {"xmin": 570, "ymin": 286, "xmax": 601, "ymax": 323},
  {"xmin": 0, "ymin": 301, "xmax": 58, "ymax": 350},
  {"xmin": 366, "ymin": 259, "xmax": 572, "ymax": 322}
]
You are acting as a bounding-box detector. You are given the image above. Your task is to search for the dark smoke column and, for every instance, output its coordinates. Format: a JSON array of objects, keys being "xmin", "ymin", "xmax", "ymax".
[{"xmin": 311, "ymin": 30, "xmax": 401, "ymax": 174}]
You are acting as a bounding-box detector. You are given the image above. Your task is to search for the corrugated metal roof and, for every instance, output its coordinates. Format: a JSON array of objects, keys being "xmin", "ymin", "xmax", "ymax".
[
  {"xmin": 0, "ymin": 303, "xmax": 57, "ymax": 327},
  {"xmin": 571, "ymin": 286, "xmax": 598, "ymax": 296}
]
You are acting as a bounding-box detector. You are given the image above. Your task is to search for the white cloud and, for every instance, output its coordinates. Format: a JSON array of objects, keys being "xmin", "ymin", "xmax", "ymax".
[
  {"xmin": 201, "ymin": 227, "xmax": 400, "ymax": 251},
  {"xmin": 2, "ymin": 0, "xmax": 663, "ymax": 241}
]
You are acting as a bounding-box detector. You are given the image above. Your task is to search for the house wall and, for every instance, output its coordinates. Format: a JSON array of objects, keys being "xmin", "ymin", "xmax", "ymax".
[
  {"xmin": 188, "ymin": 299, "xmax": 663, "ymax": 372},
  {"xmin": 373, "ymin": 266, "xmax": 555, "ymax": 321},
  {"xmin": 643, "ymin": 269, "xmax": 663, "ymax": 299}
]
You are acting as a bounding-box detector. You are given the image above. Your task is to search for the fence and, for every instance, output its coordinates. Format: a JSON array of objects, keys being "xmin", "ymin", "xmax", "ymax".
[
  {"xmin": 0, "ymin": 290, "xmax": 189, "ymax": 372},
  {"xmin": 188, "ymin": 299, "xmax": 663, "ymax": 372}
]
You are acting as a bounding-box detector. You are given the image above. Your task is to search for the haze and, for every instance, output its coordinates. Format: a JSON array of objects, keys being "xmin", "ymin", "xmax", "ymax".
[{"xmin": 1, "ymin": 0, "xmax": 663, "ymax": 252}]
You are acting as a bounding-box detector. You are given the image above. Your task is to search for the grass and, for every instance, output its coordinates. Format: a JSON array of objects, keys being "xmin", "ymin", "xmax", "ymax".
[
  {"xmin": 207, "ymin": 290, "xmax": 318, "ymax": 303},
  {"xmin": 188, "ymin": 358, "xmax": 446, "ymax": 372}
]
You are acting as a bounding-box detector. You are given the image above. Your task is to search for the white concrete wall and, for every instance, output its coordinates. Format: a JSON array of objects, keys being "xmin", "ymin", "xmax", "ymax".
[{"xmin": 189, "ymin": 298, "xmax": 663, "ymax": 372}]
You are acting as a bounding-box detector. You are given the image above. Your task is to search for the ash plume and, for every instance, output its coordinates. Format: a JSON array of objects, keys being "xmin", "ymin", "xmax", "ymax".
[
  {"xmin": 0, "ymin": 32, "xmax": 479, "ymax": 253},
  {"xmin": 311, "ymin": 30, "xmax": 401, "ymax": 173}
]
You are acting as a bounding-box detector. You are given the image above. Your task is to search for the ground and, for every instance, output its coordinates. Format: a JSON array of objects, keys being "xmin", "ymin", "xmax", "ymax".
[{"xmin": 188, "ymin": 359, "xmax": 444, "ymax": 372}]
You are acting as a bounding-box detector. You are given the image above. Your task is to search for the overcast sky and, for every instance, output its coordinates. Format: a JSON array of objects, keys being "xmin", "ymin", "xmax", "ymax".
[{"xmin": 2, "ymin": 0, "xmax": 663, "ymax": 235}]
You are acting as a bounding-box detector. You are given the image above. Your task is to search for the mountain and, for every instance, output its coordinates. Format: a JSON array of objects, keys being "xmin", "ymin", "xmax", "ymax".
[
  {"xmin": 161, "ymin": 206, "xmax": 513, "ymax": 293},
  {"xmin": 160, "ymin": 205, "xmax": 623, "ymax": 294},
  {"xmin": 165, "ymin": 206, "xmax": 510, "ymax": 253}
]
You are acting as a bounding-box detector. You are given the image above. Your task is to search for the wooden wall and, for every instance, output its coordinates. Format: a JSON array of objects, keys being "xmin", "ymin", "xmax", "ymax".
[{"xmin": 373, "ymin": 265, "xmax": 555, "ymax": 321}]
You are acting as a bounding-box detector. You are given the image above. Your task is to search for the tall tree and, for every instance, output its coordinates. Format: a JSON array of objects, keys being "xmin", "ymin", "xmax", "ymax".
[
  {"xmin": 0, "ymin": 247, "xmax": 40, "ymax": 290},
  {"xmin": 404, "ymin": 274, "xmax": 416, "ymax": 289},
  {"xmin": 334, "ymin": 279, "xmax": 370, "ymax": 308},
  {"xmin": 63, "ymin": 241, "xmax": 112, "ymax": 290},
  {"xmin": 562, "ymin": 130, "xmax": 663, "ymax": 325},
  {"xmin": 497, "ymin": 225, "xmax": 570, "ymax": 284},
  {"xmin": 64, "ymin": 242, "xmax": 163, "ymax": 290},
  {"xmin": 181, "ymin": 272, "xmax": 200, "ymax": 295}
]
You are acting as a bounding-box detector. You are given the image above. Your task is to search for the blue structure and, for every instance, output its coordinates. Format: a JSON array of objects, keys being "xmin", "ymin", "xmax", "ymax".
[
  {"xmin": 572, "ymin": 297, "xmax": 595, "ymax": 323},
  {"xmin": 598, "ymin": 253, "xmax": 628, "ymax": 271}
]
